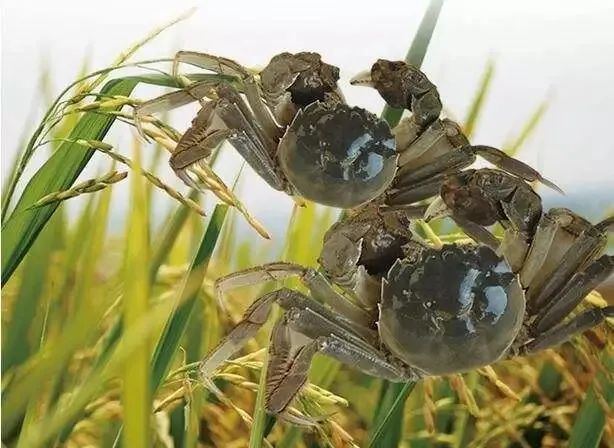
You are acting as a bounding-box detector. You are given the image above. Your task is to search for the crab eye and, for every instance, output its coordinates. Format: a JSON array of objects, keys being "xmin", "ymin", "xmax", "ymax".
[
  {"xmin": 379, "ymin": 244, "xmax": 525, "ymax": 375},
  {"xmin": 278, "ymin": 102, "xmax": 398, "ymax": 208}
]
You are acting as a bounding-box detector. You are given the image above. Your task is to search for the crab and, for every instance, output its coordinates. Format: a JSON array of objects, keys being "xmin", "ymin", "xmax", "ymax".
[
  {"xmin": 199, "ymin": 174, "xmax": 613, "ymax": 423},
  {"xmin": 135, "ymin": 52, "xmax": 560, "ymax": 212}
]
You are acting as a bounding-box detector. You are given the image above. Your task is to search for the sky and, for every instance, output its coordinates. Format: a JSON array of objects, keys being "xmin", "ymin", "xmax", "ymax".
[{"xmin": 1, "ymin": 0, "xmax": 614, "ymax": 236}]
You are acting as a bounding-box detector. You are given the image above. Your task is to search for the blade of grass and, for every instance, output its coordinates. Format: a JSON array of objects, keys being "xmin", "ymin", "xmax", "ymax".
[
  {"xmin": 249, "ymin": 349, "xmax": 270, "ymax": 448},
  {"xmin": 503, "ymin": 99, "xmax": 549, "ymax": 157},
  {"xmin": 150, "ymin": 205, "xmax": 228, "ymax": 392},
  {"xmin": 14, "ymin": 292, "xmax": 184, "ymax": 448},
  {"xmin": 368, "ymin": 382, "xmax": 416, "ymax": 448},
  {"xmin": 1, "ymin": 210, "xmax": 62, "ymax": 373},
  {"xmin": 1, "ymin": 177, "xmax": 115, "ymax": 438},
  {"xmin": 149, "ymin": 190, "xmax": 201, "ymax": 281},
  {"xmin": 1, "ymin": 72, "xmax": 225, "ymax": 285},
  {"xmin": 463, "ymin": 59, "xmax": 495, "ymax": 138},
  {"xmin": 381, "ymin": 0, "xmax": 445, "ymax": 127},
  {"xmin": 568, "ymin": 351, "xmax": 613, "ymax": 448},
  {"xmin": 122, "ymin": 146, "xmax": 151, "ymax": 447}
]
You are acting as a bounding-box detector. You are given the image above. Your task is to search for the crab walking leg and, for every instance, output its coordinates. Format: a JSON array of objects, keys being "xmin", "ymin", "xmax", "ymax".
[
  {"xmin": 215, "ymin": 262, "xmax": 373, "ymax": 329},
  {"xmin": 200, "ymin": 289, "xmax": 276, "ymax": 377},
  {"xmin": 301, "ymin": 269, "xmax": 373, "ymax": 328},
  {"xmin": 354, "ymin": 61, "xmax": 562, "ymax": 192},
  {"xmin": 134, "ymin": 79, "xmax": 222, "ymax": 140},
  {"xmin": 136, "ymin": 81, "xmax": 286, "ymax": 192},
  {"xmin": 519, "ymin": 306, "xmax": 614, "ymax": 355},
  {"xmin": 213, "ymin": 100, "xmax": 286, "ymax": 191},
  {"xmin": 212, "ymin": 83, "xmax": 277, "ymax": 155},
  {"xmin": 529, "ymin": 226, "xmax": 607, "ymax": 308},
  {"xmin": 393, "ymin": 119, "xmax": 467, "ymax": 168},
  {"xmin": 170, "ymin": 97, "xmax": 285, "ymax": 192},
  {"xmin": 386, "ymin": 174, "xmax": 447, "ymax": 206},
  {"xmin": 471, "ymin": 145, "xmax": 563, "ymax": 193},
  {"xmin": 390, "ymin": 148, "xmax": 561, "ymax": 211},
  {"xmin": 199, "ymin": 287, "xmax": 405, "ymax": 417},
  {"xmin": 452, "ymin": 216, "xmax": 501, "ymax": 251},
  {"xmin": 167, "ymin": 102, "xmax": 228, "ymax": 180},
  {"xmin": 202, "ymin": 287, "xmax": 377, "ymax": 377},
  {"xmin": 173, "ymin": 51, "xmax": 282, "ymax": 140},
  {"xmin": 394, "ymin": 147, "xmax": 475, "ymax": 188},
  {"xmin": 136, "ymin": 79, "xmax": 221, "ymax": 116},
  {"xmin": 265, "ymin": 314, "xmax": 414, "ymax": 417},
  {"xmin": 532, "ymin": 255, "xmax": 614, "ymax": 334},
  {"xmin": 518, "ymin": 210, "xmax": 573, "ymax": 286},
  {"xmin": 266, "ymin": 319, "xmax": 319, "ymax": 418},
  {"xmin": 520, "ymin": 210, "xmax": 608, "ymax": 308}
]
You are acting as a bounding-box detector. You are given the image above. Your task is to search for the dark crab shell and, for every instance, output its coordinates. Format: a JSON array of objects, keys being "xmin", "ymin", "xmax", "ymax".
[
  {"xmin": 379, "ymin": 244, "xmax": 525, "ymax": 375},
  {"xmin": 278, "ymin": 101, "xmax": 398, "ymax": 208}
]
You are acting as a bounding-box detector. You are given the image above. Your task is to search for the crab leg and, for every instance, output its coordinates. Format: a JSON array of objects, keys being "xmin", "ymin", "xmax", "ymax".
[
  {"xmin": 519, "ymin": 306, "xmax": 614, "ymax": 355},
  {"xmin": 213, "ymin": 100, "xmax": 285, "ymax": 191},
  {"xmin": 267, "ymin": 313, "xmax": 414, "ymax": 418},
  {"xmin": 394, "ymin": 119, "xmax": 468, "ymax": 173},
  {"xmin": 173, "ymin": 51, "xmax": 282, "ymax": 140},
  {"xmin": 386, "ymin": 174, "xmax": 447, "ymax": 206},
  {"xmin": 517, "ymin": 209, "xmax": 572, "ymax": 285},
  {"xmin": 471, "ymin": 145, "xmax": 562, "ymax": 193},
  {"xmin": 266, "ymin": 310, "xmax": 413, "ymax": 418},
  {"xmin": 532, "ymin": 255, "xmax": 614, "ymax": 333},
  {"xmin": 394, "ymin": 147, "xmax": 475, "ymax": 187},
  {"xmin": 529, "ymin": 226, "xmax": 607, "ymax": 308},
  {"xmin": 136, "ymin": 79, "xmax": 221, "ymax": 117},
  {"xmin": 173, "ymin": 91, "xmax": 285, "ymax": 192},
  {"xmin": 522, "ymin": 211, "xmax": 608, "ymax": 308},
  {"xmin": 167, "ymin": 101, "xmax": 226, "ymax": 170},
  {"xmin": 265, "ymin": 319, "xmax": 318, "ymax": 420},
  {"xmin": 215, "ymin": 263, "xmax": 373, "ymax": 329},
  {"xmin": 392, "ymin": 145, "xmax": 561, "ymax": 210},
  {"xmin": 452, "ymin": 216, "xmax": 500, "ymax": 251},
  {"xmin": 199, "ymin": 287, "xmax": 409, "ymax": 421}
]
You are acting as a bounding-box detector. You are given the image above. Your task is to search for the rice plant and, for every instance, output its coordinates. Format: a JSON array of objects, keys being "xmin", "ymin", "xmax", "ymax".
[{"xmin": 2, "ymin": 2, "xmax": 612, "ymax": 447}]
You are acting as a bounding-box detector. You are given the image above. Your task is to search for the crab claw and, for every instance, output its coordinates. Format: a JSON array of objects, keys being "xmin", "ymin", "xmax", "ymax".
[
  {"xmin": 424, "ymin": 196, "xmax": 453, "ymax": 222},
  {"xmin": 349, "ymin": 69, "xmax": 375, "ymax": 87}
]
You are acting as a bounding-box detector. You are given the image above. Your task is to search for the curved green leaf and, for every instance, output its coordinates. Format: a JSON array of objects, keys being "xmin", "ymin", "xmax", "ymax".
[{"xmin": 1, "ymin": 73, "xmax": 226, "ymax": 285}]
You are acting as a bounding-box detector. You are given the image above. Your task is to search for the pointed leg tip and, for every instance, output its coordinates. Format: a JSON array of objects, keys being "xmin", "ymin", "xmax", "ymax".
[{"xmin": 540, "ymin": 176, "xmax": 564, "ymax": 195}]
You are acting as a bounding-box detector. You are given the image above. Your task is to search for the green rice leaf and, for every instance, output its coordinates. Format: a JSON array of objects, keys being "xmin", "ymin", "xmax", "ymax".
[
  {"xmin": 1, "ymin": 73, "xmax": 224, "ymax": 285},
  {"xmin": 504, "ymin": 99, "xmax": 548, "ymax": 157},
  {"xmin": 248, "ymin": 349, "xmax": 270, "ymax": 448},
  {"xmin": 463, "ymin": 59, "xmax": 495, "ymax": 138},
  {"xmin": 368, "ymin": 382, "xmax": 415, "ymax": 448},
  {"xmin": 1, "ymin": 211, "xmax": 62, "ymax": 373},
  {"xmin": 150, "ymin": 205, "xmax": 228, "ymax": 392},
  {"xmin": 122, "ymin": 148, "xmax": 151, "ymax": 447},
  {"xmin": 568, "ymin": 352, "xmax": 613, "ymax": 448}
]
